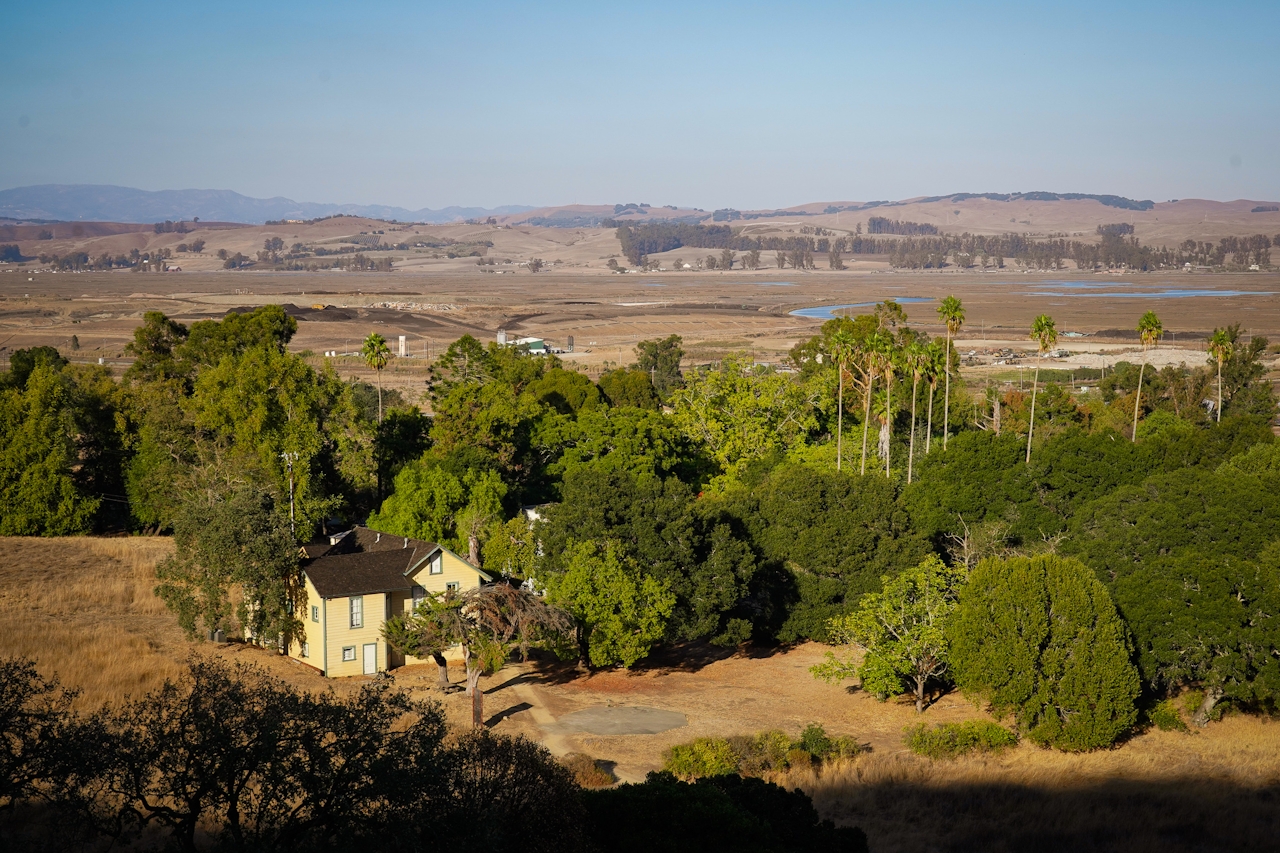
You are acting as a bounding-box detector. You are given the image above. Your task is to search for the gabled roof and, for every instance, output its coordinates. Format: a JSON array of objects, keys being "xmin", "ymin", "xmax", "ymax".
[
  {"xmin": 300, "ymin": 526, "xmax": 492, "ymax": 598},
  {"xmin": 304, "ymin": 547, "xmax": 424, "ymax": 598}
]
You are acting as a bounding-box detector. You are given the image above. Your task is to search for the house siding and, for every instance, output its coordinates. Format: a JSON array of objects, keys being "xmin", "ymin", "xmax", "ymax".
[
  {"xmin": 289, "ymin": 576, "xmax": 326, "ymax": 669},
  {"xmin": 401, "ymin": 548, "xmax": 489, "ymax": 665},
  {"xmin": 323, "ymin": 592, "xmax": 390, "ymax": 677}
]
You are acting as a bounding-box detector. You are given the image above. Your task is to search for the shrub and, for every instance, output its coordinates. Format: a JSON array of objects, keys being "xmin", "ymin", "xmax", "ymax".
[
  {"xmin": 904, "ymin": 720, "xmax": 1018, "ymax": 759},
  {"xmin": 948, "ymin": 554, "xmax": 1140, "ymax": 751},
  {"xmin": 560, "ymin": 752, "xmax": 617, "ymax": 788},
  {"xmin": 797, "ymin": 723, "xmax": 833, "ymax": 758},
  {"xmin": 665, "ymin": 727, "xmax": 865, "ymax": 780},
  {"xmin": 1149, "ymin": 700, "xmax": 1190, "ymax": 733},
  {"xmin": 663, "ymin": 737, "xmax": 738, "ymax": 779}
]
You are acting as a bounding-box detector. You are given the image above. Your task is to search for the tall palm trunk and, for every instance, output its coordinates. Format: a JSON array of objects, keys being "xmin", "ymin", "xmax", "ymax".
[
  {"xmin": 884, "ymin": 371, "xmax": 893, "ymax": 478},
  {"xmin": 926, "ymin": 382, "xmax": 935, "ymax": 454},
  {"xmin": 1132, "ymin": 361, "xmax": 1146, "ymax": 442},
  {"xmin": 943, "ymin": 333, "xmax": 952, "ymax": 449},
  {"xmin": 908, "ymin": 375, "xmax": 920, "ymax": 483},
  {"xmin": 1217, "ymin": 358, "xmax": 1223, "ymax": 422},
  {"xmin": 377, "ymin": 366, "xmax": 384, "ymax": 423},
  {"xmin": 860, "ymin": 374, "xmax": 874, "ymax": 475},
  {"xmin": 836, "ymin": 366, "xmax": 844, "ymax": 472},
  {"xmin": 1026, "ymin": 366, "xmax": 1039, "ymax": 464}
]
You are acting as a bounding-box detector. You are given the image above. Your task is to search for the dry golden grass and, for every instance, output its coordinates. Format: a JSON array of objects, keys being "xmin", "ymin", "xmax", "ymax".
[
  {"xmin": 0, "ymin": 536, "xmax": 187, "ymax": 707},
  {"xmin": 780, "ymin": 717, "xmax": 1280, "ymax": 852}
]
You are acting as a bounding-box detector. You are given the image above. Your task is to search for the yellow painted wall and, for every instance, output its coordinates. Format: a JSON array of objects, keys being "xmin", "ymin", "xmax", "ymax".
[
  {"xmin": 323, "ymin": 592, "xmax": 390, "ymax": 677},
  {"xmin": 288, "ymin": 576, "xmax": 325, "ymax": 670}
]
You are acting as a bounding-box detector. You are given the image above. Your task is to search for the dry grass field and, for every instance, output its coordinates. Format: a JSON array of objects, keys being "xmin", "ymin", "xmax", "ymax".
[
  {"xmin": 4, "ymin": 537, "xmax": 1279, "ymax": 852},
  {"xmin": 2, "ymin": 267, "xmax": 1278, "ymax": 408}
]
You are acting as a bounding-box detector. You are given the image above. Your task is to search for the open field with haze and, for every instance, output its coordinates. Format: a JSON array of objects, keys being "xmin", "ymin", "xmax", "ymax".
[{"xmin": 3, "ymin": 266, "xmax": 1279, "ymax": 405}]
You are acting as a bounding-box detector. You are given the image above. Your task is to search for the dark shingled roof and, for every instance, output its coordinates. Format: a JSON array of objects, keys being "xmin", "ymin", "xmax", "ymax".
[{"xmin": 301, "ymin": 526, "xmax": 440, "ymax": 598}]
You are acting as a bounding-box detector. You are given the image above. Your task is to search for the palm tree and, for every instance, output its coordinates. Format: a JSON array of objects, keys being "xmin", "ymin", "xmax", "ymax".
[
  {"xmin": 859, "ymin": 344, "xmax": 877, "ymax": 476},
  {"xmin": 1026, "ymin": 314, "xmax": 1058, "ymax": 464},
  {"xmin": 924, "ymin": 341, "xmax": 946, "ymax": 455},
  {"xmin": 905, "ymin": 341, "xmax": 927, "ymax": 483},
  {"xmin": 936, "ymin": 296, "xmax": 965, "ymax": 450},
  {"xmin": 1207, "ymin": 327, "xmax": 1234, "ymax": 423},
  {"xmin": 861, "ymin": 331, "xmax": 893, "ymax": 475},
  {"xmin": 828, "ymin": 329, "xmax": 857, "ymax": 472},
  {"xmin": 1132, "ymin": 311, "xmax": 1163, "ymax": 441},
  {"xmin": 361, "ymin": 332, "xmax": 391, "ymax": 422},
  {"xmin": 876, "ymin": 334, "xmax": 898, "ymax": 478}
]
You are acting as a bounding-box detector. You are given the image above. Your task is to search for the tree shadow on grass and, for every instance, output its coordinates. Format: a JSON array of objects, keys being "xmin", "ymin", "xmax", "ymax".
[
  {"xmin": 816, "ymin": 776, "xmax": 1280, "ymax": 853},
  {"xmin": 523, "ymin": 640, "xmax": 796, "ymax": 686}
]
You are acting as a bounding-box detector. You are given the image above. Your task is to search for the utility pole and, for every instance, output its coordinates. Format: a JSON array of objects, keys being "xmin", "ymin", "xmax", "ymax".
[{"xmin": 281, "ymin": 452, "xmax": 298, "ymax": 538}]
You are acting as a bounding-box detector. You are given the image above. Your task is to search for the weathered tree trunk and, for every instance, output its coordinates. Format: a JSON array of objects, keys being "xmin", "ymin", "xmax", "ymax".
[
  {"xmin": 915, "ymin": 675, "xmax": 926, "ymax": 714},
  {"xmin": 433, "ymin": 652, "xmax": 450, "ymax": 689},
  {"xmin": 1217, "ymin": 359, "xmax": 1223, "ymax": 422},
  {"xmin": 943, "ymin": 333, "xmax": 952, "ymax": 449},
  {"xmin": 926, "ymin": 384, "xmax": 935, "ymax": 454},
  {"xmin": 468, "ymin": 532, "xmax": 481, "ymax": 567},
  {"xmin": 884, "ymin": 372, "xmax": 893, "ymax": 478},
  {"xmin": 908, "ymin": 375, "xmax": 919, "ymax": 484},
  {"xmin": 1193, "ymin": 686, "xmax": 1224, "ymax": 727},
  {"xmin": 466, "ymin": 660, "xmax": 484, "ymax": 728},
  {"xmin": 1132, "ymin": 361, "xmax": 1146, "ymax": 442},
  {"xmin": 861, "ymin": 375, "xmax": 874, "ymax": 475},
  {"xmin": 1026, "ymin": 366, "xmax": 1039, "ymax": 464},
  {"xmin": 836, "ymin": 369, "xmax": 844, "ymax": 472}
]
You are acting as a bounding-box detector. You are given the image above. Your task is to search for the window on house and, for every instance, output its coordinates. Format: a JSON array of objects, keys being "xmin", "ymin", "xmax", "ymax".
[
  {"xmin": 429, "ymin": 554, "xmax": 443, "ymax": 575},
  {"xmin": 299, "ymin": 642, "xmax": 309, "ymax": 658},
  {"xmin": 311, "ymin": 605, "xmax": 319, "ymax": 623},
  {"xmin": 350, "ymin": 596, "xmax": 363, "ymax": 629},
  {"xmin": 342, "ymin": 646, "xmax": 356, "ymax": 662},
  {"xmin": 411, "ymin": 585, "xmax": 426, "ymax": 610},
  {"xmin": 446, "ymin": 581, "xmax": 460, "ymax": 592}
]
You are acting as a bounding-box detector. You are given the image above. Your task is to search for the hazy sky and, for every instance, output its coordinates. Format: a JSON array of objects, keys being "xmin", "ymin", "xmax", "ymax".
[{"xmin": 2, "ymin": 0, "xmax": 1278, "ymax": 210}]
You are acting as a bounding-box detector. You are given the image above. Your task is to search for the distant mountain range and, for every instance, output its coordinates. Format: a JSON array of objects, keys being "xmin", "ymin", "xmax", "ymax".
[{"xmin": 0, "ymin": 185, "xmax": 536, "ymax": 225}]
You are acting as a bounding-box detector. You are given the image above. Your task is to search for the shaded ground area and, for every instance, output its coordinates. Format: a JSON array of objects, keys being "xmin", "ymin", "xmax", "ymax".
[{"xmin": 548, "ymin": 706, "xmax": 688, "ymax": 736}]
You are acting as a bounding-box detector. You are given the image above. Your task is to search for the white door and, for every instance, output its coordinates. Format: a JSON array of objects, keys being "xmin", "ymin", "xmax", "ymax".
[{"xmin": 362, "ymin": 643, "xmax": 378, "ymax": 675}]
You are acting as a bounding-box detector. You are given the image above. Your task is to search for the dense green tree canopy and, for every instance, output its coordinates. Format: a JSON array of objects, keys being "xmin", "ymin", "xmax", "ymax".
[{"xmin": 948, "ymin": 554, "xmax": 1139, "ymax": 751}]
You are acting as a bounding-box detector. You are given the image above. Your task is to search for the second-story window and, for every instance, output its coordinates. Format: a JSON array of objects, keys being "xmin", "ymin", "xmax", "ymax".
[{"xmin": 350, "ymin": 595, "xmax": 363, "ymax": 629}]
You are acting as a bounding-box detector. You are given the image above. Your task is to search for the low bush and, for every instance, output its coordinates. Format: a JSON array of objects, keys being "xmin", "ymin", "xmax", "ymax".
[
  {"xmin": 664, "ymin": 725, "xmax": 865, "ymax": 779},
  {"xmin": 560, "ymin": 752, "xmax": 617, "ymax": 788},
  {"xmin": 664, "ymin": 737, "xmax": 740, "ymax": 779},
  {"xmin": 904, "ymin": 720, "xmax": 1018, "ymax": 759},
  {"xmin": 1149, "ymin": 699, "xmax": 1190, "ymax": 733}
]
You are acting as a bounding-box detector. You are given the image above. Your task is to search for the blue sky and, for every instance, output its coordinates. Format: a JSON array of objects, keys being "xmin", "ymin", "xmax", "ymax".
[{"xmin": 2, "ymin": 0, "xmax": 1277, "ymax": 209}]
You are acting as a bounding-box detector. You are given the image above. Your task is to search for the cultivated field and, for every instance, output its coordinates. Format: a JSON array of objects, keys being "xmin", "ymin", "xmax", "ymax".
[{"xmin": 4, "ymin": 537, "xmax": 1278, "ymax": 852}]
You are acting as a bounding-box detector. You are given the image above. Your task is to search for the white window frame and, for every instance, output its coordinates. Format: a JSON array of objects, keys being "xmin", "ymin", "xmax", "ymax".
[
  {"xmin": 342, "ymin": 645, "xmax": 356, "ymax": 662},
  {"xmin": 349, "ymin": 596, "xmax": 363, "ymax": 629},
  {"xmin": 300, "ymin": 642, "xmax": 309, "ymax": 658},
  {"xmin": 411, "ymin": 585, "xmax": 426, "ymax": 610},
  {"xmin": 429, "ymin": 554, "xmax": 443, "ymax": 575},
  {"xmin": 311, "ymin": 605, "xmax": 319, "ymax": 623},
  {"xmin": 446, "ymin": 581, "xmax": 460, "ymax": 592}
]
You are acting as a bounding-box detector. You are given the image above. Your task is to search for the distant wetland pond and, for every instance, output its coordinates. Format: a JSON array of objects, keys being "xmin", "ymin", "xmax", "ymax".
[
  {"xmin": 1024, "ymin": 280, "xmax": 1274, "ymax": 298},
  {"xmin": 790, "ymin": 296, "xmax": 933, "ymax": 320}
]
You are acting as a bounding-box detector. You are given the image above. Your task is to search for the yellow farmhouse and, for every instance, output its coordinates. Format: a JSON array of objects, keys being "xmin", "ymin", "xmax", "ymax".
[{"xmin": 288, "ymin": 526, "xmax": 491, "ymax": 677}]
